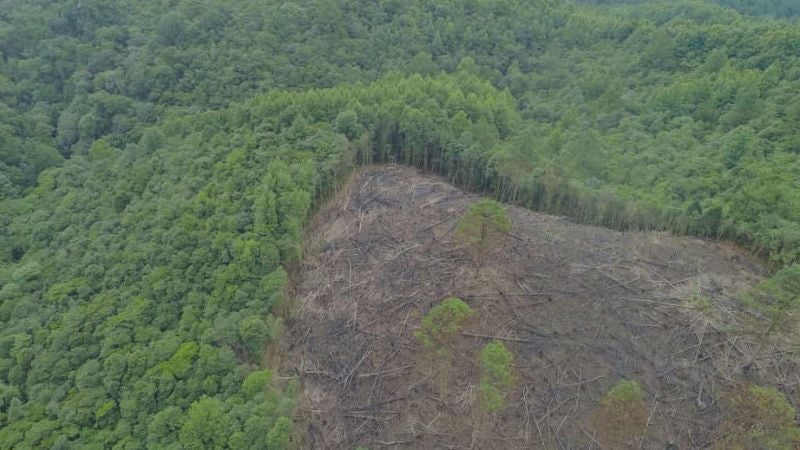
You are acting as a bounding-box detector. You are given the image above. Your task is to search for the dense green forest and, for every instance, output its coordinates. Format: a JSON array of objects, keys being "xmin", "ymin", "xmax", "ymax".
[
  {"xmin": 577, "ymin": 0, "xmax": 800, "ymax": 18},
  {"xmin": 1, "ymin": 0, "xmax": 799, "ymax": 447}
]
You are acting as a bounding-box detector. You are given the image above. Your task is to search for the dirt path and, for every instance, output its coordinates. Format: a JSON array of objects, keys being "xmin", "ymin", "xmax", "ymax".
[{"xmin": 284, "ymin": 165, "xmax": 794, "ymax": 449}]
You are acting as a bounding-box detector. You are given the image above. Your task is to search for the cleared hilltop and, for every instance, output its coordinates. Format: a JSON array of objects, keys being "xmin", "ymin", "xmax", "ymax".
[{"xmin": 287, "ymin": 166, "xmax": 794, "ymax": 449}]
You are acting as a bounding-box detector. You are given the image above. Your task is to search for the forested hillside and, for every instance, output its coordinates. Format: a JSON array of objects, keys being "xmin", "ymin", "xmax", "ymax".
[
  {"xmin": 578, "ymin": 0, "xmax": 800, "ymax": 18},
  {"xmin": 1, "ymin": 0, "xmax": 799, "ymax": 448}
]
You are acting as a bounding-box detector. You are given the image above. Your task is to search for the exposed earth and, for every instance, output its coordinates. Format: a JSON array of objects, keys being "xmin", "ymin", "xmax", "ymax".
[{"xmin": 284, "ymin": 166, "xmax": 796, "ymax": 449}]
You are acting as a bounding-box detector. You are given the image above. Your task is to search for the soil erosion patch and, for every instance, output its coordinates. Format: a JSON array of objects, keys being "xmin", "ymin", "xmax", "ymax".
[{"xmin": 285, "ymin": 166, "xmax": 795, "ymax": 449}]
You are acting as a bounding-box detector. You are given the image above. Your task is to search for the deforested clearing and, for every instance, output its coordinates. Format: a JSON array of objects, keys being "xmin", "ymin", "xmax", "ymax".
[{"xmin": 286, "ymin": 166, "xmax": 794, "ymax": 449}]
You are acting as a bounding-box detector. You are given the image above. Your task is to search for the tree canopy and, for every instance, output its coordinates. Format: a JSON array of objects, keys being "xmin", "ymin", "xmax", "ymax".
[
  {"xmin": 478, "ymin": 340, "xmax": 516, "ymax": 413},
  {"xmin": 591, "ymin": 379, "xmax": 648, "ymax": 448},
  {"xmin": 415, "ymin": 297, "xmax": 475, "ymax": 349},
  {"xmin": 716, "ymin": 385, "xmax": 800, "ymax": 450},
  {"xmin": 0, "ymin": 0, "xmax": 799, "ymax": 447},
  {"xmin": 455, "ymin": 199, "xmax": 513, "ymax": 266}
]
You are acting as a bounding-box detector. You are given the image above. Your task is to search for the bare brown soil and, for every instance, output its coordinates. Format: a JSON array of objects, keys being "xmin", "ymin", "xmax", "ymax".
[{"xmin": 285, "ymin": 166, "xmax": 797, "ymax": 449}]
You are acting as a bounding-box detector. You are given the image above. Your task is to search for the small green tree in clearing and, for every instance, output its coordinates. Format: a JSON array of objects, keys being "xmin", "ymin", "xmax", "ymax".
[
  {"xmin": 715, "ymin": 384, "xmax": 800, "ymax": 450},
  {"xmin": 415, "ymin": 297, "xmax": 474, "ymax": 392},
  {"xmin": 415, "ymin": 297, "xmax": 475, "ymax": 350},
  {"xmin": 591, "ymin": 379, "xmax": 648, "ymax": 449},
  {"xmin": 454, "ymin": 199, "xmax": 512, "ymax": 266},
  {"xmin": 478, "ymin": 340, "xmax": 516, "ymax": 414}
]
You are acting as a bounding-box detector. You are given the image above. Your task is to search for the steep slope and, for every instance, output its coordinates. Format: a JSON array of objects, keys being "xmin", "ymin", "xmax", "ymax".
[{"xmin": 287, "ymin": 166, "xmax": 795, "ymax": 449}]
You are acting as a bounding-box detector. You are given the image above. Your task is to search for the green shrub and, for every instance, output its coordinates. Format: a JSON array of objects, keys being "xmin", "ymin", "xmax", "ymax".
[
  {"xmin": 745, "ymin": 265, "xmax": 800, "ymax": 333},
  {"xmin": 591, "ymin": 380, "xmax": 647, "ymax": 449},
  {"xmin": 454, "ymin": 200, "xmax": 512, "ymax": 266},
  {"xmin": 716, "ymin": 385, "xmax": 800, "ymax": 450},
  {"xmin": 478, "ymin": 340, "xmax": 515, "ymax": 413},
  {"xmin": 415, "ymin": 297, "xmax": 474, "ymax": 349}
]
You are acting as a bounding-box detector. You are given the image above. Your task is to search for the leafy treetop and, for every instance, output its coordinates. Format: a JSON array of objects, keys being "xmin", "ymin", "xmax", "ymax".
[
  {"xmin": 478, "ymin": 340, "xmax": 516, "ymax": 413},
  {"xmin": 415, "ymin": 297, "xmax": 475, "ymax": 349},
  {"xmin": 716, "ymin": 384, "xmax": 800, "ymax": 450},
  {"xmin": 454, "ymin": 199, "xmax": 512, "ymax": 265},
  {"xmin": 591, "ymin": 379, "xmax": 648, "ymax": 449}
]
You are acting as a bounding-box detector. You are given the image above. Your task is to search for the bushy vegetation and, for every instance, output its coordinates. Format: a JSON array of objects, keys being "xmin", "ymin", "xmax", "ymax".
[
  {"xmin": 745, "ymin": 265, "xmax": 800, "ymax": 333},
  {"xmin": 1, "ymin": 0, "xmax": 799, "ymax": 447},
  {"xmin": 578, "ymin": 0, "xmax": 800, "ymax": 19},
  {"xmin": 478, "ymin": 340, "xmax": 516, "ymax": 413},
  {"xmin": 591, "ymin": 380, "xmax": 648, "ymax": 448},
  {"xmin": 716, "ymin": 385, "xmax": 800, "ymax": 449},
  {"xmin": 414, "ymin": 296, "xmax": 475, "ymax": 393},
  {"xmin": 455, "ymin": 200, "xmax": 512, "ymax": 266},
  {"xmin": 415, "ymin": 297, "xmax": 475, "ymax": 350}
]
